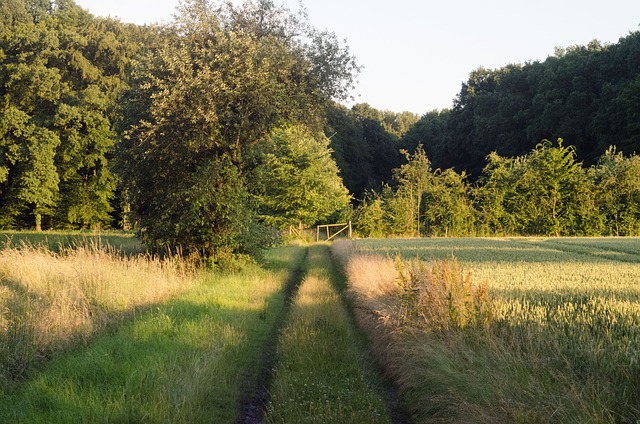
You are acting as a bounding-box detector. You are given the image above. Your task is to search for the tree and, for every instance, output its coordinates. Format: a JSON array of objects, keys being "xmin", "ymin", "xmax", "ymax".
[
  {"xmin": 0, "ymin": 0, "xmax": 132, "ymax": 230},
  {"xmin": 395, "ymin": 30, "xmax": 640, "ymax": 180},
  {"xmin": 422, "ymin": 168, "xmax": 475, "ymax": 236},
  {"xmin": 481, "ymin": 139, "xmax": 593, "ymax": 236},
  {"xmin": 392, "ymin": 145, "xmax": 432, "ymax": 236},
  {"xmin": 475, "ymin": 152, "xmax": 519, "ymax": 235},
  {"xmin": 0, "ymin": 9, "xmax": 62, "ymax": 229},
  {"xmin": 381, "ymin": 110, "xmax": 420, "ymax": 138},
  {"xmin": 324, "ymin": 103, "xmax": 373, "ymax": 199},
  {"xmin": 256, "ymin": 125, "xmax": 350, "ymax": 228},
  {"xmin": 118, "ymin": 0, "xmax": 359, "ymax": 256},
  {"xmin": 591, "ymin": 147, "xmax": 640, "ymax": 235},
  {"xmin": 352, "ymin": 190, "xmax": 385, "ymax": 238},
  {"xmin": 0, "ymin": 106, "xmax": 60, "ymax": 229},
  {"xmin": 325, "ymin": 103, "xmax": 404, "ymax": 202}
]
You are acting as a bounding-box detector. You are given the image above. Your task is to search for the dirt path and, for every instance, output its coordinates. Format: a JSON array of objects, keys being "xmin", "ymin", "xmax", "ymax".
[{"xmin": 236, "ymin": 244, "xmax": 412, "ymax": 424}]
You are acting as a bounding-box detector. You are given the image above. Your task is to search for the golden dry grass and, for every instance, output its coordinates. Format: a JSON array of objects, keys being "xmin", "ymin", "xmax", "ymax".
[
  {"xmin": 0, "ymin": 246, "xmax": 198, "ymax": 381},
  {"xmin": 337, "ymin": 238, "xmax": 640, "ymax": 423}
]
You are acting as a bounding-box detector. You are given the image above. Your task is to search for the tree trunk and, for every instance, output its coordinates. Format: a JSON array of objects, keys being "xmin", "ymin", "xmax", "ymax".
[{"xmin": 35, "ymin": 213, "xmax": 42, "ymax": 232}]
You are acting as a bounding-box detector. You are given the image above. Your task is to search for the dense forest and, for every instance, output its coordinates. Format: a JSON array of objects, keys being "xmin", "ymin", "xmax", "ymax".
[
  {"xmin": 327, "ymin": 29, "xmax": 640, "ymax": 237},
  {"xmin": 0, "ymin": 0, "xmax": 356, "ymax": 257},
  {"xmin": 2, "ymin": 0, "xmax": 640, "ymax": 256},
  {"xmin": 329, "ymin": 33, "xmax": 640, "ymax": 199}
]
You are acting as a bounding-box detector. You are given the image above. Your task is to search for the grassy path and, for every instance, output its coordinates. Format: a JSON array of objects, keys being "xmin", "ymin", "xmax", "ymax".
[
  {"xmin": 263, "ymin": 244, "xmax": 391, "ymax": 423},
  {"xmin": 236, "ymin": 247, "xmax": 308, "ymax": 423},
  {"xmin": 0, "ymin": 246, "xmax": 306, "ymax": 423},
  {"xmin": 0, "ymin": 243, "xmax": 398, "ymax": 423}
]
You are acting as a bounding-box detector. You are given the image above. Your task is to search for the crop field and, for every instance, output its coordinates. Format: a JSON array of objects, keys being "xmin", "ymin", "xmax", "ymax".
[
  {"xmin": 344, "ymin": 237, "xmax": 640, "ymax": 422},
  {"xmin": 356, "ymin": 237, "xmax": 640, "ymax": 294}
]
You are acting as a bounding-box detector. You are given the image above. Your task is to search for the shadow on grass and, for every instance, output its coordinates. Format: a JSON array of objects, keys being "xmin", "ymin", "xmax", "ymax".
[
  {"xmin": 0, "ymin": 275, "xmax": 164, "ymax": 387},
  {"xmin": 357, "ymin": 237, "xmax": 640, "ymax": 264},
  {"xmin": 0, "ymin": 245, "xmax": 310, "ymax": 423},
  {"xmin": 0, "ymin": 287, "xmax": 289, "ymax": 423},
  {"xmin": 236, "ymin": 246, "xmax": 308, "ymax": 424}
]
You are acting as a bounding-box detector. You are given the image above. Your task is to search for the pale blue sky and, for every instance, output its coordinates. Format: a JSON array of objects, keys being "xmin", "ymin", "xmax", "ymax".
[{"xmin": 74, "ymin": 0, "xmax": 640, "ymax": 115}]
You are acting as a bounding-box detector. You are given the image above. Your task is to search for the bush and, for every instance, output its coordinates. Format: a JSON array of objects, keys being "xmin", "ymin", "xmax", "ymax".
[{"xmin": 395, "ymin": 258, "xmax": 493, "ymax": 333}]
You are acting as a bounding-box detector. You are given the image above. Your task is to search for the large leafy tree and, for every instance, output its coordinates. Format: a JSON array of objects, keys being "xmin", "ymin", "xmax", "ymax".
[
  {"xmin": 119, "ymin": 0, "xmax": 358, "ymax": 256},
  {"xmin": 480, "ymin": 139, "xmax": 594, "ymax": 236},
  {"xmin": 0, "ymin": 6, "xmax": 62, "ymax": 228}
]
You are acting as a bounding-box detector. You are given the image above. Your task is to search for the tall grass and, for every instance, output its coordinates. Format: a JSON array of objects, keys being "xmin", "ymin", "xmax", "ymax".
[
  {"xmin": 264, "ymin": 244, "xmax": 390, "ymax": 423},
  {"xmin": 0, "ymin": 245, "xmax": 306, "ymax": 423},
  {"xmin": 334, "ymin": 238, "xmax": 640, "ymax": 423},
  {"xmin": 0, "ymin": 230, "xmax": 145, "ymax": 255},
  {"xmin": 0, "ymin": 244, "xmax": 197, "ymax": 386}
]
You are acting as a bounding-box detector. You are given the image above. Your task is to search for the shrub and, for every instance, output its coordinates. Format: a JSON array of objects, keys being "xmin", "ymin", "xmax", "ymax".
[{"xmin": 395, "ymin": 258, "xmax": 493, "ymax": 332}]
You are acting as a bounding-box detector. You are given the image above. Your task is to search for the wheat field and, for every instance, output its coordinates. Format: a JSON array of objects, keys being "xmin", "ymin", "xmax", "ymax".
[{"xmin": 337, "ymin": 237, "xmax": 640, "ymax": 423}]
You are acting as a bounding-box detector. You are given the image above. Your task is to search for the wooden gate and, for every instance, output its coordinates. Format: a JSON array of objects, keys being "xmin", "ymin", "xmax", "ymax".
[{"xmin": 316, "ymin": 221, "xmax": 352, "ymax": 242}]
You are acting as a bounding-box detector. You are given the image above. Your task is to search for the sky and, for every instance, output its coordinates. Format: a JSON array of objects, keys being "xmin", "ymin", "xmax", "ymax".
[{"xmin": 73, "ymin": 0, "xmax": 640, "ymax": 115}]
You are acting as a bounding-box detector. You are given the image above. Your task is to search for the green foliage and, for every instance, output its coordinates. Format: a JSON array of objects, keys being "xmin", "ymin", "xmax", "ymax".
[
  {"xmin": 325, "ymin": 103, "xmax": 405, "ymax": 200},
  {"xmin": 358, "ymin": 145, "xmax": 476, "ymax": 237},
  {"xmin": 0, "ymin": 106, "xmax": 60, "ymax": 229},
  {"xmin": 133, "ymin": 152, "xmax": 250, "ymax": 257},
  {"xmin": 118, "ymin": 0, "xmax": 359, "ymax": 257},
  {"xmin": 352, "ymin": 190, "xmax": 386, "ymax": 238},
  {"xmin": 0, "ymin": 0, "xmax": 134, "ymax": 230},
  {"xmin": 591, "ymin": 146, "xmax": 640, "ymax": 235},
  {"xmin": 400, "ymin": 31, "xmax": 640, "ymax": 177},
  {"xmin": 354, "ymin": 140, "xmax": 640, "ymax": 238},
  {"xmin": 478, "ymin": 139, "xmax": 594, "ymax": 236},
  {"xmin": 422, "ymin": 168, "xmax": 475, "ymax": 236},
  {"xmin": 393, "ymin": 145, "xmax": 432, "ymax": 236},
  {"xmin": 256, "ymin": 125, "xmax": 350, "ymax": 229}
]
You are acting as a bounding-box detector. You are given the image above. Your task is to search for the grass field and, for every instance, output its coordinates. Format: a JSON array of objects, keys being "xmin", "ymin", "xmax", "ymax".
[
  {"xmin": 338, "ymin": 237, "xmax": 640, "ymax": 423},
  {"xmin": 264, "ymin": 244, "xmax": 390, "ymax": 423},
  {"xmin": 7, "ymin": 232, "xmax": 637, "ymax": 422},
  {"xmin": 0, "ymin": 245, "xmax": 306, "ymax": 422},
  {"xmin": 0, "ymin": 236, "xmax": 395, "ymax": 422},
  {"xmin": 0, "ymin": 230, "xmax": 144, "ymax": 255},
  {"xmin": 0, "ymin": 243, "xmax": 196, "ymax": 387}
]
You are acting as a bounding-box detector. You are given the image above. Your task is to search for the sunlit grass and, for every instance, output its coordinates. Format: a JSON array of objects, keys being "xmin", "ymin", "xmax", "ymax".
[
  {"xmin": 0, "ymin": 244, "xmax": 197, "ymax": 385},
  {"xmin": 0, "ymin": 230, "xmax": 145, "ymax": 255},
  {"xmin": 265, "ymin": 244, "xmax": 390, "ymax": 424},
  {"xmin": 338, "ymin": 237, "xmax": 640, "ymax": 422},
  {"xmin": 0, "ymin": 245, "xmax": 306, "ymax": 423}
]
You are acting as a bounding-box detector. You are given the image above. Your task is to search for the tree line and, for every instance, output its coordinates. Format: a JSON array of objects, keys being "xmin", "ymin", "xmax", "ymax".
[
  {"xmin": 3, "ymin": 0, "xmax": 640, "ymax": 255},
  {"xmin": 0, "ymin": 0, "xmax": 355, "ymax": 258},
  {"xmin": 402, "ymin": 33, "xmax": 640, "ymax": 179},
  {"xmin": 329, "ymin": 30, "xmax": 640, "ymax": 203},
  {"xmin": 352, "ymin": 140, "xmax": 640, "ymax": 237},
  {"xmin": 327, "ymin": 29, "xmax": 640, "ymax": 237}
]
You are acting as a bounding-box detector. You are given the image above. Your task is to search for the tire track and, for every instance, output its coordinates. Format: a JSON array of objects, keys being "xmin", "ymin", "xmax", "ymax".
[{"xmin": 236, "ymin": 247, "xmax": 308, "ymax": 424}]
